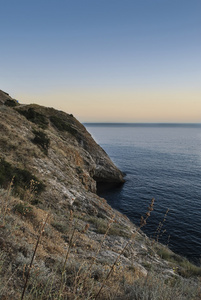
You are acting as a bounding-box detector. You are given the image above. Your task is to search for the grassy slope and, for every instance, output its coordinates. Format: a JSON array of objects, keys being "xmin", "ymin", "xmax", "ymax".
[{"xmin": 0, "ymin": 96, "xmax": 200, "ymax": 299}]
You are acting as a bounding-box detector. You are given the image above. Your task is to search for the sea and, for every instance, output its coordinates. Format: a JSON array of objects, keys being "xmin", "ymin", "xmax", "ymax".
[{"xmin": 85, "ymin": 123, "xmax": 201, "ymax": 265}]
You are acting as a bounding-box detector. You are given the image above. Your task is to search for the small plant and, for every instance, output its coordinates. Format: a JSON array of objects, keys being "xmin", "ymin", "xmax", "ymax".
[
  {"xmin": 23, "ymin": 179, "xmax": 42, "ymax": 204},
  {"xmin": 13, "ymin": 202, "xmax": 33, "ymax": 217},
  {"xmin": 21, "ymin": 213, "xmax": 49, "ymax": 300},
  {"xmin": 87, "ymin": 216, "xmax": 131, "ymax": 237},
  {"xmin": 0, "ymin": 158, "xmax": 45, "ymax": 199},
  {"xmin": 0, "ymin": 177, "xmax": 14, "ymax": 226},
  {"xmin": 152, "ymin": 208, "xmax": 169, "ymax": 244},
  {"xmin": 177, "ymin": 260, "xmax": 201, "ymax": 278},
  {"xmin": 51, "ymin": 221, "xmax": 69, "ymax": 234},
  {"xmin": 156, "ymin": 245, "xmax": 201, "ymax": 278},
  {"xmin": 31, "ymin": 129, "xmax": 50, "ymax": 155}
]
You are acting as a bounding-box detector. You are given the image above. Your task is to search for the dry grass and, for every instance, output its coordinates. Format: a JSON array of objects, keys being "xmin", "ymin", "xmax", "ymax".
[
  {"xmin": 156, "ymin": 245, "xmax": 201, "ymax": 278},
  {"xmin": 0, "ymin": 187, "xmax": 201, "ymax": 300},
  {"xmin": 21, "ymin": 213, "xmax": 50, "ymax": 300},
  {"xmin": 122, "ymin": 272, "xmax": 201, "ymax": 300}
]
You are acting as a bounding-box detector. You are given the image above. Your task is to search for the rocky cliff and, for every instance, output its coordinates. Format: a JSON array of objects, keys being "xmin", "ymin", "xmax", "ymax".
[
  {"xmin": 0, "ymin": 89, "xmax": 124, "ymax": 196},
  {"xmin": 0, "ymin": 90, "xmax": 200, "ymax": 300}
]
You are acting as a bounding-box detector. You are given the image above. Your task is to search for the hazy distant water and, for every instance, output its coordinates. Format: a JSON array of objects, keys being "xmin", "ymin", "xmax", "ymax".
[{"xmin": 85, "ymin": 123, "xmax": 201, "ymax": 264}]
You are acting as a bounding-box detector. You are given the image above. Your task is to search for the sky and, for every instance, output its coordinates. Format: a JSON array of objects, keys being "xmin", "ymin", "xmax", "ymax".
[{"xmin": 1, "ymin": 0, "xmax": 201, "ymax": 123}]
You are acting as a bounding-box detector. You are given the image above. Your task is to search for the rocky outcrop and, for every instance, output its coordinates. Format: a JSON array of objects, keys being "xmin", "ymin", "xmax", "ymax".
[
  {"xmin": 0, "ymin": 90, "xmax": 19, "ymax": 106},
  {"xmin": 0, "ymin": 90, "xmax": 200, "ymax": 300},
  {"xmin": 0, "ymin": 90, "xmax": 124, "ymax": 198},
  {"xmin": 0, "ymin": 89, "xmax": 13, "ymax": 104}
]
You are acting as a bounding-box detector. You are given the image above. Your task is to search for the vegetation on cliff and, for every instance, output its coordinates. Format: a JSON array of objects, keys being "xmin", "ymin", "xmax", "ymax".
[{"xmin": 0, "ymin": 90, "xmax": 200, "ymax": 299}]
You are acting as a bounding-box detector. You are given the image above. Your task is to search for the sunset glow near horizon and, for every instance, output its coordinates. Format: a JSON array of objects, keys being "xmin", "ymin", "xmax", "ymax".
[{"xmin": 1, "ymin": 0, "xmax": 201, "ymax": 123}]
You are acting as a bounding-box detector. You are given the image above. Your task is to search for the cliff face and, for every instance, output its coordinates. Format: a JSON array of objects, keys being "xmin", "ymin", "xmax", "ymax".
[
  {"xmin": 0, "ymin": 89, "xmax": 15, "ymax": 104},
  {"xmin": 0, "ymin": 90, "xmax": 200, "ymax": 300},
  {"xmin": 0, "ymin": 90, "xmax": 124, "ymax": 201}
]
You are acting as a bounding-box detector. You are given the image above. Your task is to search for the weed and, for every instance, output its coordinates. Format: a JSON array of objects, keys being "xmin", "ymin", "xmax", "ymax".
[
  {"xmin": 13, "ymin": 202, "xmax": 33, "ymax": 217},
  {"xmin": 87, "ymin": 216, "xmax": 131, "ymax": 238},
  {"xmin": 177, "ymin": 260, "xmax": 201, "ymax": 277},
  {"xmin": 152, "ymin": 208, "xmax": 169, "ymax": 244},
  {"xmin": 59, "ymin": 210, "xmax": 75, "ymax": 297},
  {"xmin": 141, "ymin": 262, "xmax": 152, "ymax": 270},
  {"xmin": 21, "ymin": 213, "xmax": 49, "ymax": 300},
  {"xmin": 0, "ymin": 178, "xmax": 14, "ymax": 226},
  {"xmin": 31, "ymin": 129, "xmax": 50, "ymax": 155},
  {"xmin": 156, "ymin": 246, "xmax": 201, "ymax": 277},
  {"xmin": 51, "ymin": 221, "xmax": 69, "ymax": 234}
]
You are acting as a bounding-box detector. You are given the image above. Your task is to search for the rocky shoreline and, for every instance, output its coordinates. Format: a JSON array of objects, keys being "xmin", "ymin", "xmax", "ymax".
[{"xmin": 0, "ymin": 89, "xmax": 200, "ymax": 299}]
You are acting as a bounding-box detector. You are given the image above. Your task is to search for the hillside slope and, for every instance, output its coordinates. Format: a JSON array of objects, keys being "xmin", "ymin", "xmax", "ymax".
[{"xmin": 0, "ymin": 90, "xmax": 200, "ymax": 299}]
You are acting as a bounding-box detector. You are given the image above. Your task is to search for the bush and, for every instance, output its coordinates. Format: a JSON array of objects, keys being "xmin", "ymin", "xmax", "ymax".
[
  {"xmin": 4, "ymin": 99, "xmax": 19, "ymax": 107},
  {"xmin": 157, "ymin": 246, "xmax": 201, "ymax": 277},
  {"xmin": 0, "ymin": 158, "xmax": 45, "ymax": 198},
  {"xmin": 13, "ymin": 202, "xmax": 33, "ymax": 217},
  {"xmin": 17, "ymin": 108, "xmax": 48, "ymax": 129},
  {"xmin": 32, "ymin": 130, "xmax": 50, "ymax": 155},
  {"xmin": 87, "ymin": 216, "xmax": 131, "ymax": 237},
  {"xmin": 51, "ymin": 221, "xmax": 69, "ymax": 234},
  {"xmin": 50, "ymin": 115, "xmax": 77, "ymax": 136}
]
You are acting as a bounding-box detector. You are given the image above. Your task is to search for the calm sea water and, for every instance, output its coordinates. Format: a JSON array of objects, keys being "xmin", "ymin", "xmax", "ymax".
[{"xmin": 85, "ymin": 123, "xmax": 201, "ymax": 264}]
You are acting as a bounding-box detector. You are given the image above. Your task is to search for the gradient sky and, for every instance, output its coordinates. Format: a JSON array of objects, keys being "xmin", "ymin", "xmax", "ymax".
[{"xmin": 1, "ymin": 0, "xmax": 201, "ymax": 122}]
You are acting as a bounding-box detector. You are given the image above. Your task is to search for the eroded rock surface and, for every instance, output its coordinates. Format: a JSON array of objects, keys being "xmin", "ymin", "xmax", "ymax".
[
  {"xmin": 0, "ymin": 90, "xmax": 200, "ymax": 300},
  {"xmin": 0, "ymin": 90, "xmax": 124, "ymax": 200}
]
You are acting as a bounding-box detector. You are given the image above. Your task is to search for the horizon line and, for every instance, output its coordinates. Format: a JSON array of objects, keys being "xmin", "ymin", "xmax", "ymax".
[{"xmin": 83, "ymin": 122, "xmax": 201, "ymax": 124}]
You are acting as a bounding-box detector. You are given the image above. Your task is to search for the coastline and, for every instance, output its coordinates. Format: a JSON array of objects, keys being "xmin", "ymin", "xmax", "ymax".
[{"xmin": 0, "ymin": 90, "xmax": 200, "ymax": 299}]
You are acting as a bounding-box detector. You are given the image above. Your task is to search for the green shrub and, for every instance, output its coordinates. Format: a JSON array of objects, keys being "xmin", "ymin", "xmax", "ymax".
[
  {"xmin": 13, "ymin": 202, "xmax": 33, "ymax": 217},
  {"xmin": 51, "ymin": 221, "xmax": 69, "ymax": 234},
  {"xmin": 4, "ymin": 99, "xmax": 19, "ymax": 107},
  {"xmin": 157, "ymin": 246, "xmax": 201, "ymax": 277},
  {"xmin": 87, "ymin": 216, "xmax": 131, "ymax": 237},
  {"xmin": 17, "ymin": 108, "xmax": 48, "ymax": 129},
  {"xmin": 0, "ymin": 158, "xmax": 45, "ymax": 198},
  {"xmin": 177, "ymin": 260, "xmax": 201, "ymax": 278},
  {"xmin": 50, "ymin": 115, "xmax": 77, "ymax": 136},
  {"xmin": 157, "ymin": 248, "xmax": 179, "ymax": 262},
  {"xmin": 32, "ymin": 130, "xmax": 50, "ymax": 155}
]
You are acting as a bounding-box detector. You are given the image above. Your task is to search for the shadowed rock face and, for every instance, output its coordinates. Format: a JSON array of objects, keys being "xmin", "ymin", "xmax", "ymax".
[
  {"xmin": 0, "ymin": 90, "xmax": 124, "ymax": 197},
  {"xmin": 0, "ymin": 90, "xmax": 13, "ymax": 104},
  {"xmin": 0, "ymin": 90, "xmax": 19, "ymax": 107}
]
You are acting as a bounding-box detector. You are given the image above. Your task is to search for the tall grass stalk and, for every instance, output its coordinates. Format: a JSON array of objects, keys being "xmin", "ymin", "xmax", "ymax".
[
  {"xmin": 82, "ymin": 216, "xmax": 114, "ymax": 285},
  {"xmin": 70, "ymin": 216, "xmax": 115, "ymax": 299},
  {"xmin": 95, "ymin": 198, "xmax": 155, "ymax": 300},
  {"xmin": 1, "ymin": 177, "xmax": 14, "ymax": 226},
  {"xmin": 59, "ymin": 209, "xmax": 75, "ymax": 298},
  {"xmin": 21, "ymin": 212, "xmax": 50, "ymax": 300},
  {"xmin": 152, "ymin": 208, "xmax": 169, "ymax": 246}
]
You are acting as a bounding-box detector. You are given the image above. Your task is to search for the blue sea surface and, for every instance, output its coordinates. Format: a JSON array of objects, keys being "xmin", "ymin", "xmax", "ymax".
[{"xmin": 85, "ymin": 123, "xmax": 201, "ymax": 264}]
